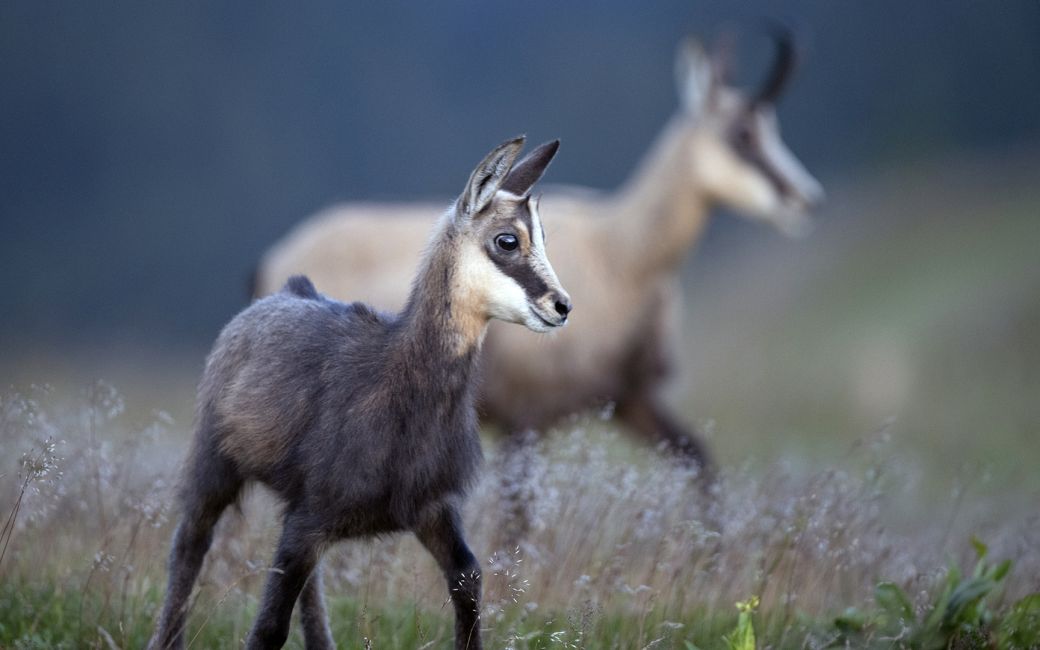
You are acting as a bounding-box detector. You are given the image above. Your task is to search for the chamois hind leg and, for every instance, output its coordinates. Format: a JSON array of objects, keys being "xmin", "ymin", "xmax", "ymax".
[
  {"xmin": 492, "ymin": 428, "xmax": 541, "ymax": 553},
  {"xmin": 150, "ymin": 437, "xmax": 243, "ymax": 650},
  {"xmin": 297, "ymin": 560, "xmax": 334, "ymax": 649},
  {"xmin": 416, "ymin": 502, "xmax": 483, "ymax": 650},
  {"xmin": 617, "ymin": 301, "xmax": 715, "ymax": 482},
  {"xmin": 246, "ymin": 510, "xmax": 323, "ymax": 650},
  {"xmin": 616, "ymin": 392, "xmax": 715, "ymax": 483}
]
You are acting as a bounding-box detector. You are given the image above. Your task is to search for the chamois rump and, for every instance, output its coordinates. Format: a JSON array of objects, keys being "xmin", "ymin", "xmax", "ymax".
[
  {"xmin": 254, "ymin": 31, "xmax": 823, "ymax": 526},
  {"xmin": 150, "ymin": 137, "xmax": 569, "ymax": 650}
]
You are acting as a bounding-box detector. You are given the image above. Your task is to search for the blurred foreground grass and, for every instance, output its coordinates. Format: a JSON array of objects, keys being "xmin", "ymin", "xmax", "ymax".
[{"xmin": 1, "ymin": 383, "xmax": 1038, "ymax": 648}]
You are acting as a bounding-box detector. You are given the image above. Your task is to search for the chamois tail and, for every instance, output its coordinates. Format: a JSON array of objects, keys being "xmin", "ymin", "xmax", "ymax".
[{"xmin": 283, "ymin": 275, "xmax": 320, "ymax": 300}]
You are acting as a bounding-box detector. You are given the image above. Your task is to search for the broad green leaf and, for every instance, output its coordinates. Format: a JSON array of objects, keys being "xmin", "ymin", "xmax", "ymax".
[
  {"xmin": 834, "ymin": 607, "xmax": 868, "ymax": 633},
  {"xmin": 990, "ymin": 559, "xmax": 1012, "ymax": 583},
  {"xmin": 944, "ymin": 577, "xmax": 995, "ymax": 628},
  {"xmin": 946, "ymin": 562, "xmax": 962, "ymax": 589},
  {"xmin": 970, "ymin": 536, "xmax": 988, "ymax": 560},
  {"xmin": 998, "ymin": 593, "xmax": 1040, "ymax": 650},
  {"xmin": 875, "ymin": 582, "xmax": 914, "ymax": 621}
]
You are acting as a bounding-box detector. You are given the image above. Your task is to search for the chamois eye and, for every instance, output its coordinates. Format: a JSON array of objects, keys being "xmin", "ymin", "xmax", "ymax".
[{"xmin": 495, "ymin": 234, "xmax": 519, "ymax": 252}]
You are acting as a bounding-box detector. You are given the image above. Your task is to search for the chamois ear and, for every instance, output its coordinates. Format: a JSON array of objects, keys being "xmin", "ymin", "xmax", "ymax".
[
  {"xmin": 459, "ymin": 136, "xmax": 526, "ymax": 218},
  {"xmin": 675, "ymin": 37, "xmax": 714, "ymax": 116},
  {"xmin": 501, "ymin": 139, "xmax": 560, "ymax": 197}
]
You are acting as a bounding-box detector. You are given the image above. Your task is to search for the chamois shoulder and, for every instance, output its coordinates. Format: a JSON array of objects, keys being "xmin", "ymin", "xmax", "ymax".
[
  {"xmin": 273, "ymin": 275, "xmax": 388, "ymax": 325},
  {"xmin": 330, "ymin": 298, "xmax": 390, "ymax": 328}
]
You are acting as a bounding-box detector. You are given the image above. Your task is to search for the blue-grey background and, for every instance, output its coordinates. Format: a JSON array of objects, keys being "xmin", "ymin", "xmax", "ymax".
[{"xmin": 3, "ymin": 1, "xmax": 1039, "ymax": 349}]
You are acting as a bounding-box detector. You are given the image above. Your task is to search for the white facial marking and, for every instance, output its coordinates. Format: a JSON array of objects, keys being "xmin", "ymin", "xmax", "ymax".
[
  {"xmin": 455, "ymin": 238, "xmax": 529, "ymax": 326},
  {"xmin": 756, "ymin": 111, "xmax": 824, "ymax": 206},
  {"xmin": 453, "ymin": 191, "xmax": 567, "ymax": 333},
  {"xmin": 523, "ymin": 197, "xmax": 569, "ymax": 331},
  {"xmin": 528, "ymin": 197, "xmax": 561, "ymax": 295}
]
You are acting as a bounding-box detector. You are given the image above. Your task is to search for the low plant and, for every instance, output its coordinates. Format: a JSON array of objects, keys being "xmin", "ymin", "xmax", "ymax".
[{"xmin": 832, "ymin": 537, "xmax": 1040, "ymax": 649}]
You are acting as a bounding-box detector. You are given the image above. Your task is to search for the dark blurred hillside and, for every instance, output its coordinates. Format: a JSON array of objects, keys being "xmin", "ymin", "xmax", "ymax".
[{"xmin": 2, "ymin": 1, "xmax": 1039, "ymax": 351}]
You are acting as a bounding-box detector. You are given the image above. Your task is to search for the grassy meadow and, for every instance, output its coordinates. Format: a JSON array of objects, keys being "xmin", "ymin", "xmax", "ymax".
[{"xmin": 2, "ymin": 158, "xmax": 1039, "ymax": 648}]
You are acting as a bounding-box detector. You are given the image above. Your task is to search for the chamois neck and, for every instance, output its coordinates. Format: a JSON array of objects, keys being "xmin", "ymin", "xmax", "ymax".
[
  {"xmin": 608, "ymin": 116, "xmax": 712, "ymax": 279},
  {"xmin": 398, "ymin": 216, "xmax": 489, "ymax": 362}
]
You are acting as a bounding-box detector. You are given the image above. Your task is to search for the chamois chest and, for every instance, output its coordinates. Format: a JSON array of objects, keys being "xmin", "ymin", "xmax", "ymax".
[{"xmin": 307, "ymin": 345, "xmax": 484, "ymax": 533}]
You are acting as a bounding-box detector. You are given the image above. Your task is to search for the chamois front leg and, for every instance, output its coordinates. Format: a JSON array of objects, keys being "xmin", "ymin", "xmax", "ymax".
[
  {"xmin": 415, "ymin": 503, "xmax": 483, "ymax": 650},
  {"xmin": 246, "ymin": 513, "xmax": 323, "ymax": 650}
]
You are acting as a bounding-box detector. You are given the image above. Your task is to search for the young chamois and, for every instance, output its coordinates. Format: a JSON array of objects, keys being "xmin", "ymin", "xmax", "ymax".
[
  {"xmin": 150, "ymin": 137, "xmax": 568, "ymax": 650},
  {"xmin": 253, "ymin": 31, "xmax": 822, "ymax": 516}
]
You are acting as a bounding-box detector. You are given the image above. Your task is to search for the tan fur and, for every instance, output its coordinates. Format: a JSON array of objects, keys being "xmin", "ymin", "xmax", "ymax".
[
  {"xmin": 258, "ymin": 203, "xmax": 428, "ymax": 307},
  {"xmin": 254, "ymin": 42, "xmax": 821, "ymax": 437},
  {"xmin": 512, "ymin": 218, "xmax": 532, "ymax": 254},
  {"xmin": 447, "ymin": 237, "xmax": 501, "ymax": 353}
]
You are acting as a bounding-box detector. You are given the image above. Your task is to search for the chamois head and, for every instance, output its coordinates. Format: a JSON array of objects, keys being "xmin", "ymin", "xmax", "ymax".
[
  {"xmin": 451, "ymin": 137, "xmax": 572, "ymax": 333},
  {"xmin": 675, "ymin": 27, "xmax": 824, "ymax": 236}
]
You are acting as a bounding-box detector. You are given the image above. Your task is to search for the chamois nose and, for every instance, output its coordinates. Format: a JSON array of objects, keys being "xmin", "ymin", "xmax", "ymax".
[{"xmin": 554, "ymin": 296, "xmax": 572, "ymax": 318}]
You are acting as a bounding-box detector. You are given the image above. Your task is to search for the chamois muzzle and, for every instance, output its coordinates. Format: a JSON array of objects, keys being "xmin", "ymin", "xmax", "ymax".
[
  {"xmin": 528, "ymin": 288, "xmax": 572, "ymax": 330},
  {"xmin": 554, "ymin": 293, "xmax": 573, "ymax": 321}
]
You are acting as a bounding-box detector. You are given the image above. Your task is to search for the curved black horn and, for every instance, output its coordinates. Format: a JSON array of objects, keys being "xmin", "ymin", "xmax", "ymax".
[{"xmin": 751, "ymin": 24, "xmax": 798, "ymax": 106}]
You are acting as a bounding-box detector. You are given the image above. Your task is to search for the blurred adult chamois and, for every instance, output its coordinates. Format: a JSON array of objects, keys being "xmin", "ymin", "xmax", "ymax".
[
  {"xmin": 254, "ymin": 31, "xmax": 822, "ymax": 489},
  {"xmin": 150, "ymin": 137, "xmax": 569, "ymax": 650}
]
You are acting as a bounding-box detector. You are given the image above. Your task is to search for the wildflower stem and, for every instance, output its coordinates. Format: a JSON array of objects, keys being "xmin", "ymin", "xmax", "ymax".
[{"xmin": 0, "ymin": 475, "xmax": 30, "ymax": 572}]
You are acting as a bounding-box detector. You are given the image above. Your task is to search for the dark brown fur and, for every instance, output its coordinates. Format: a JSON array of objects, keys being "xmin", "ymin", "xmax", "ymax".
[{"xmin": 149, "ymin": 137, "xmax": 565, "ymax": 650}]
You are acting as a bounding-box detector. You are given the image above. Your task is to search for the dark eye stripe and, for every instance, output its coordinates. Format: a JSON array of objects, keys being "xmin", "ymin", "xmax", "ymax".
[
  {"xmin": 489, "ymin": 255, "xmax": 549, "ymax": 300},
  {"xmin": 483, "ymin": 198, "xmax": 549, "ymax": 299},
  {"xmin": 729, "ymin": 121, "xmax": 793, "ymax": 198}
]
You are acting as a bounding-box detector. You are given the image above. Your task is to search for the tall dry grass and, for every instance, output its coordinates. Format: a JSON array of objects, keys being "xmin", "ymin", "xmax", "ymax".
[{"xmin": 1, "ymin": 382, "xmax": 1037, "ymax": 648}]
